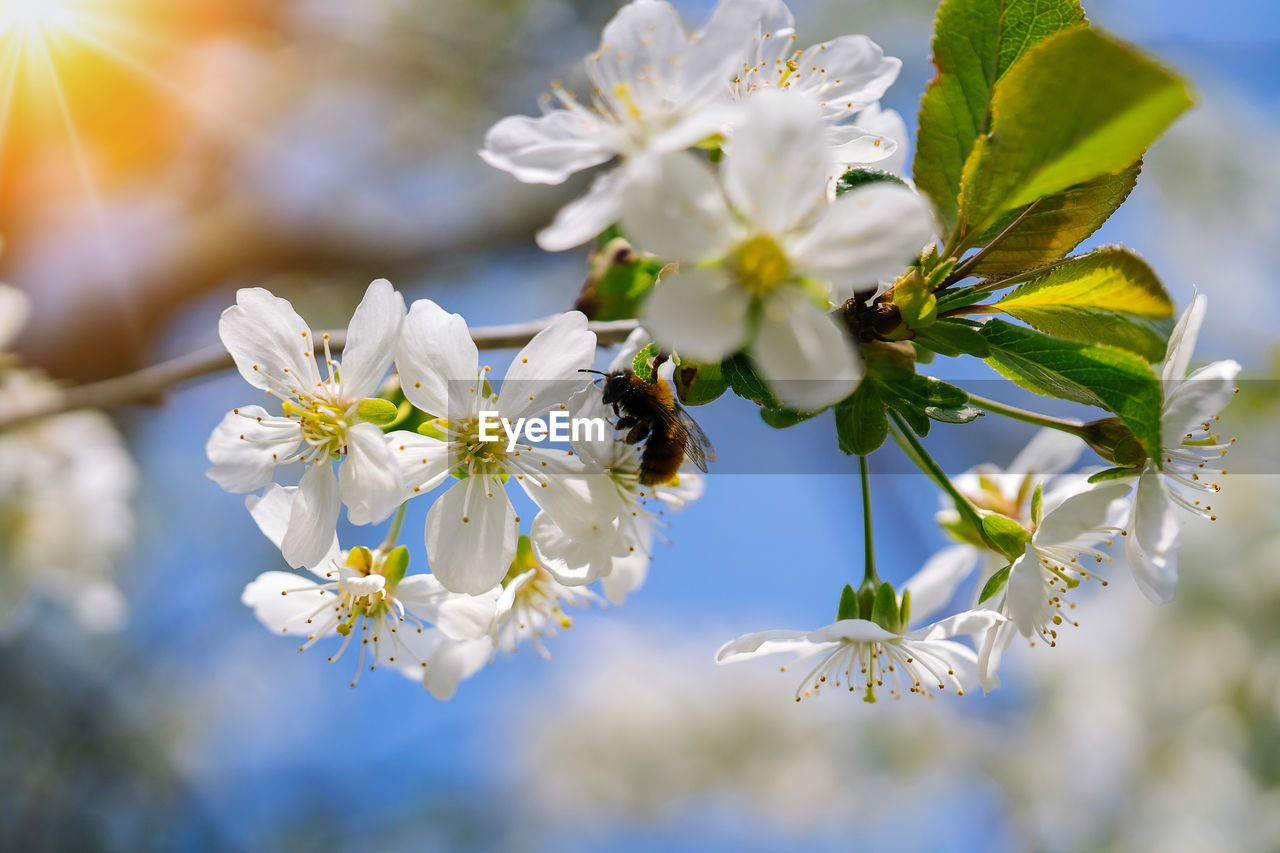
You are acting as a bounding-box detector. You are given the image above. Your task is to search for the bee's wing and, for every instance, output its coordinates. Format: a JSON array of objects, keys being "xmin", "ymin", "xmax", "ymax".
[{"xmin": 671, "ymin": 405, "xmax": 715, "ymax": 472}]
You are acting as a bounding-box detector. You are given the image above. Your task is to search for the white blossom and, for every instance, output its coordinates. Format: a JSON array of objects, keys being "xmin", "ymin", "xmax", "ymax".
[
  {"xmin": 977, "ymin": 481, "xmax": 1131, "ymax": 691},
  {"xmin": 717, "ymin": 560, "xmax": 1000, "ymax": 700},
  {"xmin": 391, "ymin": 303, "xmax": 621, "ymax": 594},
  {"xmin": 625, "ymin": 90, "xmax": 934, "ymax": 411},
  {"xmin": 730, "ymin": 0, "xmax": 902, "ymax": 165},
  {"xmin": 480, "ymin": 0, "xmax": 766, "ymax": 251},
  {"xmin": 1123, "ymin": 295, "xmax": 1241, "ymax": 603},
  {"xmin": 207, "ymin": 279, "xmax": 406, "ymax": 569},
  {"xmin": 240, "ymin": 484, "xmax": 501, "ymax": 687}
]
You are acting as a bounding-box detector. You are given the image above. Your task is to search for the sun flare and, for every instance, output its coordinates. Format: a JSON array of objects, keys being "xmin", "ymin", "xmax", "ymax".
[{"xmin": 0, "ymin": 0, "xmax": 81, "ymax": 39}]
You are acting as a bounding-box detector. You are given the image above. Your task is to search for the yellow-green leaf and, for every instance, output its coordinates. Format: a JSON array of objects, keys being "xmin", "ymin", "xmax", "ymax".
[
  {"xmin": 992, "ymin": 247, "xmax": 1174, "ymax": 361},
  {"xmin": 959, "ymin": 28, "xmax": 1192, "ymax": 235}
]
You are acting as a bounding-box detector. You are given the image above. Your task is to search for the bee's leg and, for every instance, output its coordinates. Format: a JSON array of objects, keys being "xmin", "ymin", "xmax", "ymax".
[
  {"xmin": 625, "ymin": 420, "xmax": 651, "ymax": 444},
  {"xmin": 616, "ymin": 414, "xmax": 638, "ymax": 434}
]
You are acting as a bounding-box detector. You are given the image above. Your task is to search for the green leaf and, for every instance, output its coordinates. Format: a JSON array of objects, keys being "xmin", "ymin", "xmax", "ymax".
[
  {"xmin": 959, "ymin": 28, "xmax": 1192, "ymax": 235},
  {"xmin": 968, "ymin": 162, "xmax": 1142, "ymax": 277},
  {"xmin": 721, "ymin": 353, "xmax": 781, "ymax": 409},
  {"xmin": 978, "ymin": 565, "xmax": 1012, "ymax": 604},
  {"xmin": 632, "ymin": 343, "xmax": 659, "ymax": 382},
  {"xmin": 992, "ymin": 247, "xmax": 1175, "ymax": 361},
  {"xmin": 980, "ymin": 318, "xmax": 1163, "ymax": 458},
  {"xmin": 760, "ymin": 405, "xmax": 821, "ymax": 429},
  {"xmin": 835, "ymin": 381, "xmax": 888, "ymax": 456},
  {"xmin": 982, "ymin": 513, "xmax": 1031, "ymax": 560},
  {"xmin": 914, "ymin": 0, "xmax": 1086, "ymax": 234},
  {"xmin": 674, "ymin": 359, "xmax": 729, "ymax": 406},
  {"xmin": 836, "ymin": 168, "xmax": 908, "ymax": 195},
  {"xmin": 879, "ymin": 374, "xmax": 983, "ymax": 436},
  {"xmin": 914, "ymin": 319, "xmax": 991, "ymax": 358}
]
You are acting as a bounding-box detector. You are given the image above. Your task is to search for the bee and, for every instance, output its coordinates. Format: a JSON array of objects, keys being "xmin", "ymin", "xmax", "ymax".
[{"xmin": 582, "ymin": 367, "xmax": 715, "ymax": 486}]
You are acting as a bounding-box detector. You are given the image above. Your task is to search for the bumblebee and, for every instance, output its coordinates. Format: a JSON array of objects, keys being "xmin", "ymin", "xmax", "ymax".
[{"xmin": 584, "ymin": 368, "xmax": 715, "ymax": 486}]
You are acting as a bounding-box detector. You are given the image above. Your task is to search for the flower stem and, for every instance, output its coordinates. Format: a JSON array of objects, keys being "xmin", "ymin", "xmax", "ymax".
[
  {"xmin": 0, "ymin": 317, "xmax": 641, "ymax": 432},
  {"xmin": 965, "ymin": 392, "xmax": 1085, "ymax": 436},
  {"xmin": 888, "ymin": 411, "xmax": 997, "ymax": 552},
  {"xmin": 858, "ymin": 454, "xmax": 878, "ymax": 585},
  {"xmin": 380, "ymin": 503, "xmax": 408, "ymax": 552}
]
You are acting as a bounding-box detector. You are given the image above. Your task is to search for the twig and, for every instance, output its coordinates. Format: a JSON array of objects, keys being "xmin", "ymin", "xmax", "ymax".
[{"xmin": 1, "ymin": 317, "xmax": 640, "ymax": 431}]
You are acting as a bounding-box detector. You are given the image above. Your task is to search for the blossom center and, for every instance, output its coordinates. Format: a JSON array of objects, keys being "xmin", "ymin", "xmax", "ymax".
[
  {"xmin": 732, "ymin": 234, "xmax": 791, "ymax": 297},
  {"xmin": 283, "ymin": 388, "xmax": 351, "ymax": 459}
]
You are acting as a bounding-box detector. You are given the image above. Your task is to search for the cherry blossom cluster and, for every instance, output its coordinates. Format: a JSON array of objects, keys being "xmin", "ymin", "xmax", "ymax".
[
  {"xmin": 199, "ymin": 0, "xmax": 1242, "ymax": 701},
  {"xmin": 208, "ymin": 281, "xmax": 699, "ymax": 696}
]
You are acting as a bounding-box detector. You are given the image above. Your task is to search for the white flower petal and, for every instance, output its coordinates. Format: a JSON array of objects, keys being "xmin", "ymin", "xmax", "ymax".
[
  {"xmin": 218, "ymin": 287, "xmax": 320, "ymax": 395},
  {"xmin": 586, "ymin": 0, "xmax": 689, "ymax": 113},
  {"xmin": 644, "ymin": 268, "xmax": 750, "ymax": 362},
  {"xmin": 1033, "ymin": 481, "xmax": 1130, "ymax": 547},
  {"xmin": 976, "ymin": 620, "xmax": 1015, "ymax": 693},
  {"xmin": 847, "ymin": 104, "xmax": 908, "ymax": 174},
  {"xmin": 241, "ymin": 571, "xmax": 335, "ymax": 634},
  {"xmin": 600, "ymin": 548, "xmax": 652, "ymax": 606},
  {"xmin": 723, "ymin": 90, "xmax": 833, "ymax": 234},
  {"xmin": 497, "ymin": 311, "xmax": 596, "ymax": 422},
  {"xmin": 715, "ymin": 628, "xmax": 815, "ymax": 663},
  {"xmin": 206, "ymin": 406, "xmax": 302, "ymax": 493},
  {"xmin": 1162, "ymin": 293, "xmax": 1207, "ymax": 382},
  {"xmin": 681, "ymin": 0, "xmax": 771, "ymax": 102},
  {"xmin": 1005, "ymin": 545, "xmax": 1044, "ymax": 638},
  {"xmin": 396, "ymin": 299, "xmax": 479, "ymax": 418},
  {"xmin": 751, "ymin": 292, "xmax": 861, "ymax": 411},
  {"xmin": 424, "ymin": 476, "xmax": 518, "ymax": 594},
  {"xmin": 1126, "ymin": 462, "xmax": 1181, "ymax": 604},
  {"xmin": 621, "ymin": 152, "xmax": 735, "ymax": 262},
  {"xmin": 903, "ymin": 544, "xmax": 980, "ymax": 623},
  {"xmin": 909, "ymin": 609, "xmax": 1003, "ymax": 641},
  {"xmin": 536, "ymin": 167, "xmax": 628, "ymax": 252},
  {"xmin": 825, "ymin": 124, "xmax": 897, "ymax": 166},
  {"xmin": 479, "ymin": 110, "xmax": 617, "ymax": 185},
  {"xmin": 810, "ymin": 618, "xmax": 898, "ymax": 643},
  {"xmin": 246, "ymin": 485, "xmax": 341, "ymax": 575},
  {"xmin": 387, "ymin": 431, "xmax": 454, "ymax": 497},
  {"xmin": 395, "ymin": 575, "xmax": 501, "ymax": 641},
  {"xmin": 790, "ymin": 184, "xmax": 935, "ymax": 294},
  {"xmin": 1008, "ymin": 428, "xmax": 1085, "ymax": 477},
  {"xmin": 337, "ymin": 279, "xmax": 405, "ymax": 399},
  {"xmin": 421, "ymin": 634, "xmax": 496, "ymax": 701},
  {"xmin": 1160, "ymin": 359, "xmax": 1242, "ymax": 446},
  {"xmin": 530, "ymin": 511, "xmax": 626, "ymax": 586},
  {"xmin": 789, "ymin": 35, "xmax": 900, "ymax": 122},
  {"xmin": 340, "ymin": 422, "xmax": 405, "ymax": 525},
  {"xmin": 281, "ymin": 462, "xmax": 342, "ymax": 570}
]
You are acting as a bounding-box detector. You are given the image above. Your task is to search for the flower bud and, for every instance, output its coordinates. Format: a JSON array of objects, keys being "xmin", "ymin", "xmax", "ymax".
[{"xmin": 1080, "ymin": 417, "xmax": 1148, "ymax": 467}]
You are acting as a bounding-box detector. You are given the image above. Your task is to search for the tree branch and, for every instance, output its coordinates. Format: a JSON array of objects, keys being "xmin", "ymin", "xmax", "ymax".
[{"xmin": 1, "ymin": 317, "xmax": 640, "ymax": 431}]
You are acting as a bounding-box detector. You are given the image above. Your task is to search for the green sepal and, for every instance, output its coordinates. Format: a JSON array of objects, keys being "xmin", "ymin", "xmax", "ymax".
[
  {"xmin": 346, "ymin": 546, "xmax": 374, "ymax": 574},
  {"xmin": 871, "ymin": 581, "xmax": 902, "ymax": 633},
  {"xmin": 978, "ymin": 564, "xmax": 1012, "ymax": 604},
  {"xmin": 380, "ymin": 545, "xmax": 410, "ymax": 588},
  {"xmin": 1030, "ymin": 482, "xmax": 1044, "ymax": 528},
  {"xmin": 981, "ymin": 513, "xmax": 1032, "ymax": 561},
  {"xmin": 836, "ymin": 583, "xmax": 860, "ymax": 621},
  {"xmin": 898, "ymin": 588, "xmax": 912, "ymax": 631},
  {"xmin": 416, "ymin": 419, "xmax": 448, "ymax": 441},
  {"xmin": 356, "ymin": 397, "xmax": 400, "ymax": 426},
  {"xmin": 894, "ymin": 269, "xmax": 938, "ymax": 330},
  {"xmin": 673, "ymin": 359, "xmax": 729, "ymax": 406},
  {"xmin": 761, "ymin": 405, "xmax": 822, "ymax": 430},
  {"xmin": 1088, "ymin": 465, "xmax": 1141, "ymax": 484}
]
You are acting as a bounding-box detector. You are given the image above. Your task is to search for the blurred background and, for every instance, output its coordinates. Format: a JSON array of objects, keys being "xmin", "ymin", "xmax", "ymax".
[{"xmin": 0, "ymin": 0, "xmax": 1277, "ymax": 850}]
